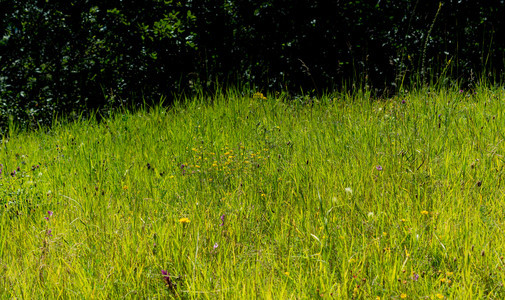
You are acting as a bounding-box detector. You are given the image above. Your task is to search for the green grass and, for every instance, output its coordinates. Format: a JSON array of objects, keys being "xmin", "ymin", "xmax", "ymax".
[{"xmin": 1, "ymin": 86, "xmax": 505, "ymax": 299}]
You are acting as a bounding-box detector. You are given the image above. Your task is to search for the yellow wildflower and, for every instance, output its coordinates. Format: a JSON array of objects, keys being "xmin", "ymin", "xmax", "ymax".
[
  {"xmin": 436, "ymin": 294, "xmax": 444, "ymax": 299},
  {"xmin": 421, "ymin": 210, "xmax": 429, "ymax": 215},
  {"xmin": 179, "ymin": 218, "xmax": 190, "ymax": 224},
  {"xmin": 253, "ymin": 92, "xmax": 267, "ymax": 100},
  {"xmin": 400, "ymin": 293, "xmax": 407, "ymax": 299}
]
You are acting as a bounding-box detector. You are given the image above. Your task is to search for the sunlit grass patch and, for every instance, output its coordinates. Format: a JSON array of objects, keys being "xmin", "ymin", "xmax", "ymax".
[{"xmin": 1, "ymin": 86, "xmax": 505, "ymax": 298}]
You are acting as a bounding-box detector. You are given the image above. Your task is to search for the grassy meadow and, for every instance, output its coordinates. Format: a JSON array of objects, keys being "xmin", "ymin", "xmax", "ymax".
[{"xmin": 1, "ymin": 86, "xmax": 505, "ymax": 299}]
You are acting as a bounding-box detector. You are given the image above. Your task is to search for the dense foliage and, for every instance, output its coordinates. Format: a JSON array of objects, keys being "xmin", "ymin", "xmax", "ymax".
[{"xmin": 1, "ymin": 0, "xmax": 504, "ymax": 129}]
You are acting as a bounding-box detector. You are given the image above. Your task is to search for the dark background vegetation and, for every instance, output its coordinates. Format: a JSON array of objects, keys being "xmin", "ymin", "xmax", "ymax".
[{"xmin": 1, "ymin": 0, "xmax": 504, "ymax": 130}]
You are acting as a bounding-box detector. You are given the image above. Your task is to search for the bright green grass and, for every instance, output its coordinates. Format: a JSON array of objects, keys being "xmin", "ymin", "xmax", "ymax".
[{"xmin": 1, "ymin": 86, "xmax": 505, "ymax": 299}]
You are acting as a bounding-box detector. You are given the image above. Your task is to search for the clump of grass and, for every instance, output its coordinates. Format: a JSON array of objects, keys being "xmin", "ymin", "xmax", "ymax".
[{"xmin": 0, "ymin": 85, "xmax": 505, "ymax": 298}]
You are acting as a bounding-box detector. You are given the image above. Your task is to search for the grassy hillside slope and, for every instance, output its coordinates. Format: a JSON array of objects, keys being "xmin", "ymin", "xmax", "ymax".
[{"xmin": 1, "ymin": 87, "xmax": 505, "ymax": 298}]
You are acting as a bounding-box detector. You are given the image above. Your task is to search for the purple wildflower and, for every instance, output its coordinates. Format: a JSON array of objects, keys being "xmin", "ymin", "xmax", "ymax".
[
  {"xmin": 213, "ymin": 242, "xmax": 219, "ymax": 249},
  {"xmin": 401, "ymin": 99, "xmax": 406, "ymax": 104},
  {"xmin": 459, "ymin": 89, "xmax": 464, "ymax": 93},
  {"xmin": 412, "ymin": 273, "xmax": 419, "ymax": 281},
  {"xmin": 376, "ymin": 165, "xmax": 383, "ymax": 171},
  {"xmin": 45, "ymin": 210, "xmax": 53, "ymax": 220},
  {"xmin": 220, "ymin": 214, "xmax": 225, "ymax": 226},
  {"xmin": 46, "ymin": 229, "xmax": 52, "ymax": 237},
  {"xmin": 161, "ymin": 270, "xmax": 176, "ymax": 291}
]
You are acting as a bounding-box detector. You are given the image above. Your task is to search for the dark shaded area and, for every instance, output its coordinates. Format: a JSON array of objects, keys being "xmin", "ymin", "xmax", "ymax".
[{"xmin": 1, "ymin": 0, "xmax": 504, "ymax": 129}]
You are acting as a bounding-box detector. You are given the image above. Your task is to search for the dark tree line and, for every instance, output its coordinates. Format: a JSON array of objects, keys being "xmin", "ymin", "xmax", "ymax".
[{"xmin": 1, "ymin": 0, "xmax": 504, "ymax": 129}]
